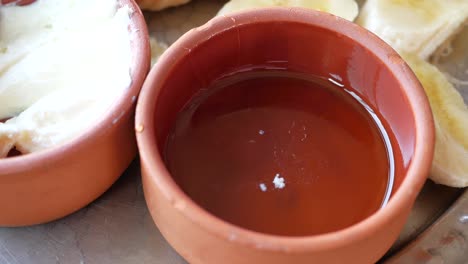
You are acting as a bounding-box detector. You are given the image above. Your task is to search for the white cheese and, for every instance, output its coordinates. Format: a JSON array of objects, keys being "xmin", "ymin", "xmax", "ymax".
[
  {"xmin": 0, "ymin": 124, "xmax": 18, "ymax": 158},
  {"xmin": 0, "ymin": 0, "xmax": 132, "ymax": 155}
]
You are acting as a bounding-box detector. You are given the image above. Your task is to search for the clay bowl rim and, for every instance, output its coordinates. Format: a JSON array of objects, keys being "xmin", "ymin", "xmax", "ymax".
[
  {"xmin": 136, "ymin": 8, "xmax": 435, "ymax": 252},
  {"xmin": 0, "ymin": 0, "xmax": 150, "ymax": 177}
]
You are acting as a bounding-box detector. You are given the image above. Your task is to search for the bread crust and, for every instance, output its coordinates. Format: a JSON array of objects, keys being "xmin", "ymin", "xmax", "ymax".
[{"xmin": 137, "ymin": 0, "xmax": 191, "ymax": 11}]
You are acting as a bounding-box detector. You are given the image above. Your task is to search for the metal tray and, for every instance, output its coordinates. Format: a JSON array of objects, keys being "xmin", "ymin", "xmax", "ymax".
[{"xmin": 0, "ymin": 1, "xmax": 466, "ymax": 263}]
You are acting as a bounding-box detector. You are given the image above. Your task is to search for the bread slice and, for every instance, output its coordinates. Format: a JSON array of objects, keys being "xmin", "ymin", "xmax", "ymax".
[{"xmin": 137, "ymin": 0, "xmax": 191, "ymax": 11}]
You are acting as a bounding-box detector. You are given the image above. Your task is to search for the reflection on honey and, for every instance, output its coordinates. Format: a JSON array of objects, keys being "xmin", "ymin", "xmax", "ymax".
[{"xmin": 165, "ymin": 70, "xmax": 393, "ymax": 236}]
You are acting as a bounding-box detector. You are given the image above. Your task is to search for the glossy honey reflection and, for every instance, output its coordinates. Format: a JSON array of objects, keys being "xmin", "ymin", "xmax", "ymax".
[{"xmin": 165, "ymin": 70, "xmax": 394, "ymax": 236}]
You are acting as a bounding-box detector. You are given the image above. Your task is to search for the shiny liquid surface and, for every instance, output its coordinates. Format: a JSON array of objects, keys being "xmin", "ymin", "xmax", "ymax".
[{"xmin": 165, "ymin": 71, "xmax": 391, "ymax": 236}]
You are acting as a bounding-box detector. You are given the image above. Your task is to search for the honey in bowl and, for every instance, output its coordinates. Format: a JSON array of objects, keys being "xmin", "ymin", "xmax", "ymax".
[{"xmin": 165, "ymin": 70, "xmax": 394, "ymax": 236}]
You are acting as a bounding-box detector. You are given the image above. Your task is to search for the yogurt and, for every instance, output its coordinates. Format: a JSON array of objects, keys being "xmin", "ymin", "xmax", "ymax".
[{"xmin": 0, "ymin": 0, "xmax": 133, "ymax": 157}]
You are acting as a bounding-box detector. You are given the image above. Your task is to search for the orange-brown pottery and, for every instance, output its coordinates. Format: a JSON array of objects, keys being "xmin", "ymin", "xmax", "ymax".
[
  {"xmin": 0, "ymin": 0, "xmax": 150, "ymax": 226},
  {"xmin": 136, "ymin": 8, "xmax": 434, "ymax": 264}
]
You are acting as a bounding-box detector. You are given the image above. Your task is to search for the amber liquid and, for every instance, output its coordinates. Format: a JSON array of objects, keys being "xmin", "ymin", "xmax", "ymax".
[{"xmin": 165, "ymin": 71, "xmax": 392, "ymax": 236}]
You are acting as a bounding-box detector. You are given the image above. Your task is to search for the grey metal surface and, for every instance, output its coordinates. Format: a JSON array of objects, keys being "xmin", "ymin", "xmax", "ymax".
[
  {"xmin": 0, "ymin": 1, "xmax": 466, "ymax": 263},
  {"xmin": 386, "ymin": 192, "xmax": 468, "ymax": 264}
]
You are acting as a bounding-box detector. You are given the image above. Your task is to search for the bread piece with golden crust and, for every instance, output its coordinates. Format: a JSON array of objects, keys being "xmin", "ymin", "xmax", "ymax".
[{"xmin": 137, "ymin": 0, "xmax": 190, "ymax": 11}]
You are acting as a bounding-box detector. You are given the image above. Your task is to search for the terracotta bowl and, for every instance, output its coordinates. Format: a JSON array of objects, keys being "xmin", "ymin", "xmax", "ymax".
[
  {"xmin": 136, "ymin": 8, "xmax": 434, "ymax": 264},
  {"xmin": 0, "ymin": 0, "xmax": 150, "ymax": 226}
]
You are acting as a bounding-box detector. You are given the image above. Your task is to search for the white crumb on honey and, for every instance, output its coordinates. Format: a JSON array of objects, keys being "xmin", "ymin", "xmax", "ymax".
[
  {"xmin": 258, "ymin": 130, "xmax": 265, "ymax": 135},
  {"xmin": 259, "ymin": 183, "xmax": 267, "ymax": 192},
  {"xmin": 273, "ymin": 174, "xmax": 285, "ymax": 189}
]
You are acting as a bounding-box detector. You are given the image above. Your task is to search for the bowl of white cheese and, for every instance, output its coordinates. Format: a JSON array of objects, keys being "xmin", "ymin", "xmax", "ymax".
[{"xmin": 0, "ymin": 0, "xmax": 150, "ymax": 226}]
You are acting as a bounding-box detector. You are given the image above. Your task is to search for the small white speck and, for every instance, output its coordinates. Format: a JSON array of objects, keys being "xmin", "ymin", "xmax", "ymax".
[
  {"xmin": 273, "ymin": 174, "xmax": 285, "ymax": 189},
  {"xmin": 460, "ymin": 215, "xmax": 468, "ymax": 224},
  {"xmin": 301, "ymin": 134, "xmax": 308, "ymax": 141},
  {"xmin": 259, "ymin": 183, "xmax": 267, "ymax": 192},
  {"xmin": 259, "ymin": 130, "xmax": 265, "ymax": 135}
]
